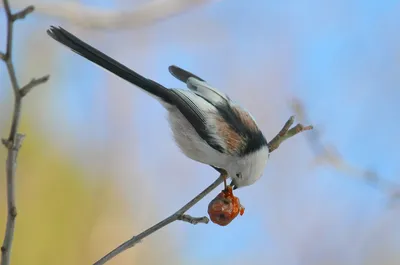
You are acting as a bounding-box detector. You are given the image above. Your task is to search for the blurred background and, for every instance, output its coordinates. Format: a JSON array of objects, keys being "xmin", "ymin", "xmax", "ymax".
[{"xmin": 1, "ymin": 0, "xmax": 400, "ymax": 264}]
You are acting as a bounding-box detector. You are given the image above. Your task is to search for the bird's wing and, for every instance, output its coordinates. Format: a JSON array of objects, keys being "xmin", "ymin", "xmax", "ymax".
[
  {"xmin": 169, "ymin": 89, "xmax": 224, "ymax": 153},
  {"xmin": 168, "ymin": 66, "xmax": 267, "ymax": 156},
  {"xmin": 168, "ymin": 65, "xmax": 230, "ymax": 106},
  {"xmin": 168, "ymin": 65, "xmax": 206, "ymax": 82}
]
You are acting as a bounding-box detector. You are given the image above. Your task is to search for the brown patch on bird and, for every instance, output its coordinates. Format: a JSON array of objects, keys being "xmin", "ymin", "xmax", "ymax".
[
  {"xmin": 215, "ymin": 116, "xmax": 243, "ymax": 155},
  {"xmin": 232, "ymin": 106, "xmax": 259, "ymax": 132}
]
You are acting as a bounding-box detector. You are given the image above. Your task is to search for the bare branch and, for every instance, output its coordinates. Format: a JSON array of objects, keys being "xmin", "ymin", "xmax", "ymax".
[
  {"xmin": 0, "ymin": 133, "xmax": 24, "ymax": 265},
  {"xmin": 12, "ymin": 6, "xmax": 34, "ymax": 21},
  {"xmin": 0, "ymin": 1, "xmax": 49, "ymax": 265},
  {"xmin": 0, "ymin": 0, "xmax": 219, "ymax": 29},
  {"xmin": 178, "ymin": 214, "xmax": 209, "ymax": 224},
  {"xmin": 93, "ymin": 175, "xmax": 225, "ymax": 265},
  {"xmin": 290, "ymin": 99, "xmax": 400, "ymax": 203},
  {"xmin": 20, "ymin": 75, "xmax": 50, "ymax": 97},
  {"xmin": 267, "ymin": 115, "xmax": 313, "ymax": 153},
  {"xmin": 93, "ymin": 116, "xmax": 312, "ymax": 265}
]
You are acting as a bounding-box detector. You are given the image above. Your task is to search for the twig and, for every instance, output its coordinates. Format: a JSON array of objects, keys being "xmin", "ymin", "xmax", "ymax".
[
  {"xmin": 20, "ymin": 76, "xmax": 50, "ymax": 97},
  {"xmin": 93, "ymin": 116, "xmax": 312, "ymax": 265},
  {"xmin": 0, "ymin": 1, "xmax": 49, "ymax": 265},
  {"xmin": 178, "ymin": 214, "xmax": 209, "ymax": 224},
  {"xmin": 0, "ymin": 0, "xmax": 220, "ymax": 29},
  {"xmin": 267, "ymin": 115, "xmax": 313, "ymax": 152},
  {"xmin": 93, "ymin": 175, "xmax": 224, "ymax": 265},
  {"xmin": 290, "ymin": 99, "xmax": 400, "ymax": 203}
]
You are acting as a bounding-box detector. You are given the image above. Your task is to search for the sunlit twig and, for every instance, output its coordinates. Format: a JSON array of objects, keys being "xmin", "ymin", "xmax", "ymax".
[{"xmin": 0, "ymin": 2, "xmax": 49, "ymax": 265}]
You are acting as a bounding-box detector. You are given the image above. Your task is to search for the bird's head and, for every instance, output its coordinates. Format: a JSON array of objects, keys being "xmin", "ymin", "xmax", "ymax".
[{"xmin": 228, "ymin": 146, "xmax": 270, "ymax": 190}]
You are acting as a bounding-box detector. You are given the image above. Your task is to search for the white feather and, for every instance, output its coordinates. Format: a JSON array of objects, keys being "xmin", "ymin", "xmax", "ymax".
[
  {"xmin": 164, "ymin": 89, "xmax": 228, "ymax": 165},
  {"xmin": 164, "ymin": 89, "xmax": 269, "ymax": 188},
  {"xmin": 167, "ymin": 107, "xmax": 229, "ymax": 168},
  {"xmin": 228, "ymin": 146, "xmax": 269, "ymax": 187}
]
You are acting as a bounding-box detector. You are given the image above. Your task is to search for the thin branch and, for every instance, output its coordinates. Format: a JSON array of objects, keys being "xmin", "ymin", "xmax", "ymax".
[
  {"xmin": 93, "ymin": 175, "xmax": 224, "ymax": 265},
  {"xmin": 290, "ymin": 99, "xmax": 400, "ymax": 203},
  {"xmin": 0, "ymin": 1, "xmax": 49, "ymax": 265},
  {"xmin": 267, "ymin": 115, "xmax": 313, "ymax": 153},
  {"xmin": 20, "ymin": 75, "xmax": 50, "ymax": 97},
  {"xmin": 93, "ymin": 116, "xmax": 313, "ymax": 265},
  {"xmin": 178, "ymin": 214, "xmax": 209, "ymax": 224},
  {"xmin": 0, "ymin": 0, "xmax": 220, "ymax": 29},
  {"xmin": 0, "ymin": 134, "xmax": 24, "ymax": 265},
  {"xmin": 11, "ymin": 6, "xmax": 34, "ymax": 21}
]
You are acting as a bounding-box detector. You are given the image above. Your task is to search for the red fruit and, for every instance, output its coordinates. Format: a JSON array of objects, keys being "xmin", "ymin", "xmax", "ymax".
[{"xmin": 208, "ymin": 186, "xmax": 245, "ymax": 226}]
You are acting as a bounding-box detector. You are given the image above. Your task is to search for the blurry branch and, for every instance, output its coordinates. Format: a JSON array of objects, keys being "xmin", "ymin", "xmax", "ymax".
[
  {"xmin": 0, "ymin": 1, "xmax": 49, "ymax": 265},
  {"xmin": 93, "ymin": 116, "xmax": 313, "ymax": 265},
  {"xmin": 0, "ymin": 0, "xmax": 220, "ymax": 29},
  {"xmin": 93, "ymin": 176, "xmax": 222, "ymax": 265},
  {"xmin": 290, "ymin": 99, "xmax": 400, "ymax": 203}
]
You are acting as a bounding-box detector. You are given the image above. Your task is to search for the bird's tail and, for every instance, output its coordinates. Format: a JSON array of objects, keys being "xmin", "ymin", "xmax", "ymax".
[{"xmin": 47, "ymin": 26, "xmax": 172, "ymax": 103}]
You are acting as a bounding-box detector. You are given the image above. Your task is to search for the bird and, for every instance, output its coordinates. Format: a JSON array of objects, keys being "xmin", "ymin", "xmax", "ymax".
[{"xmin": 46, "ymin": 26, "xmax": 270, "ymax": 190}]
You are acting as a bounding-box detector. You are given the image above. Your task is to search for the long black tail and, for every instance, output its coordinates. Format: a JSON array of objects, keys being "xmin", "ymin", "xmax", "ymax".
[{"xmin": 47, "ymin": 26, "xmax": 172, "ymax": 103}]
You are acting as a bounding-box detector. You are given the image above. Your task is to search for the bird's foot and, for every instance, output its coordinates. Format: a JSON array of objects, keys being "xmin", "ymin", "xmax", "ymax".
[
  {"xmin": 222, "ymin": 184, "xmax": 234, "ymax": 197},
  {"xmin": 223, "ymin": 175, "xmax": 228, "ymax": 191}
]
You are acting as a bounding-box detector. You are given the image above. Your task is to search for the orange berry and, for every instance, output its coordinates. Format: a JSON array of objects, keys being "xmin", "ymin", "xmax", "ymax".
[{"xmin": 208, "ymin": 187, "xmax": 245, "ymax": 226}]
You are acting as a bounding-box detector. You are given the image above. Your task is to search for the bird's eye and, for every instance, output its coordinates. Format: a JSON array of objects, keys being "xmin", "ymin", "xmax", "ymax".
[{"xmin": 236, "ymin": 172, "xmax": 242, "ymax": 179}]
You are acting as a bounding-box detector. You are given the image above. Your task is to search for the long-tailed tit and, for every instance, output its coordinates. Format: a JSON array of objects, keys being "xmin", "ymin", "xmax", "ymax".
[{"xmin": 47, "ymin": 26, "xmax": 270, "ymax": 190}]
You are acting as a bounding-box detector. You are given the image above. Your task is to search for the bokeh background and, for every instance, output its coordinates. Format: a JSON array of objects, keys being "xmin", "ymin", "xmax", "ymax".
[{"xmin": 1, "ymin": 0, "xmax": 400, "ymax": 264}]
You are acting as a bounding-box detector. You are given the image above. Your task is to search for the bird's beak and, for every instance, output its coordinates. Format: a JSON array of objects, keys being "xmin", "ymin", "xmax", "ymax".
[{"xmin": 229, "ymin": 180, "xmax": 237, "ymax": 190}]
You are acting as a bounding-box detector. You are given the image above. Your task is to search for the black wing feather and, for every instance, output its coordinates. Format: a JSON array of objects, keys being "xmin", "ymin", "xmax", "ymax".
[
  {"xmin": 170, "ymin": 90, "xmax": 224, "ymax": 153},
  {"xmin": 168, "ymin": 65, "xmax": 206, "ymax": 83}
]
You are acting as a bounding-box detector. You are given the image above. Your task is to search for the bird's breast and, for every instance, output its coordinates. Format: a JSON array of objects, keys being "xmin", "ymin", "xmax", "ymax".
[{"xmin": 167, "ymin": 108, "xmax": 229, "ymax": 168}]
